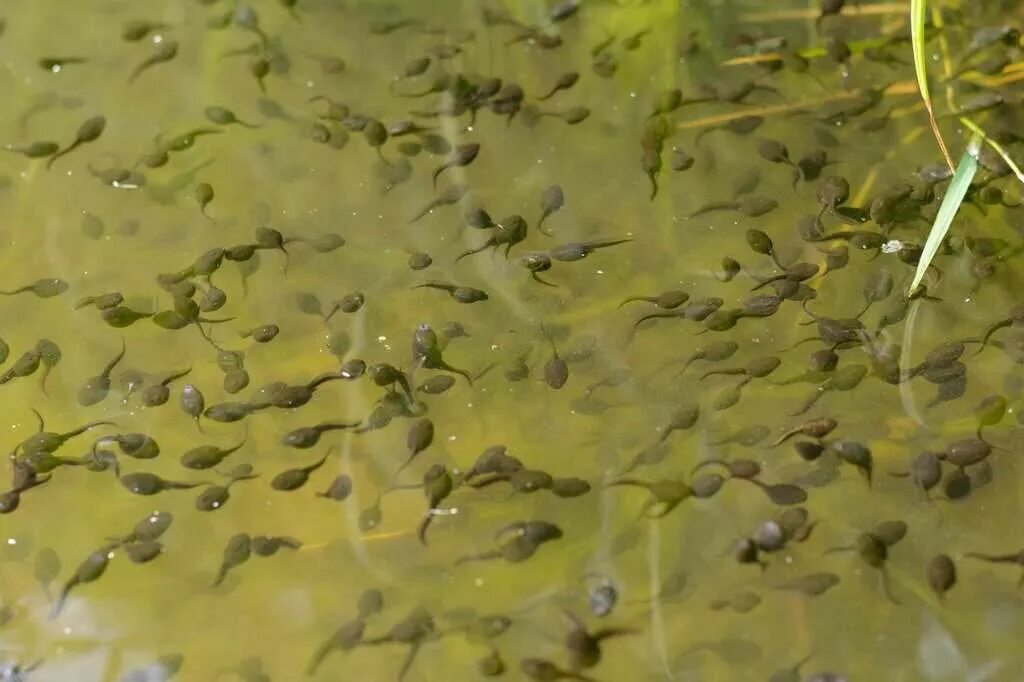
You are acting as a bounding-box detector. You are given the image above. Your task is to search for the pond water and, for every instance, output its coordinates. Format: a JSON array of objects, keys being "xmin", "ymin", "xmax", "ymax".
[{"xmin": 0, "ymin": 0, "xmax": 1023, "ymax": 680}]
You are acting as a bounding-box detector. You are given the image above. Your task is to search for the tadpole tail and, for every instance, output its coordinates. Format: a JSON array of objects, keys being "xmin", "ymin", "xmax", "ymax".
[
  {"xmin": 194, "ymin": 322, "xmax": 225, "ymax": 354},
  {"xmin": 618, "ymin": 295, "xmax": 653, "ymax": 309},
  {"xmin": 40, "ymin": 368, "xmax": 54, "ymax": 396},
  {"xmin": 776, "ymin": 336, "xmax": 820, "ymax": 353},
  {"xmin": 788, "ymin": 158, "xmax": 806, "ymax": 185},
  {"xmin": 537, "ymin": 212, "xmax": 554, "ymax": 236},
  {"xmin": 454, "ymin": 243, "xmax": 490, "ymax": 263},
  {"xmin": 162, "ymin": 366, "xmax": 194, "ymax": 386},
  {"xmin": 769, "ymin": 431, "xmax": 798, "ymax": 447},
  {"xmin": 279, "ymin": 245, "xmax": 291, "ymax": 276},
  {"xmin": 615, "ymin": 458, "xmax": 642, "ymax": 478},
  {"xmin": 592, "ymin": 626, "xmax": 639, "ymax": 643},
  {"xmin": 972, "ymin": 319, "xmax": 1012, "ymax": 356},
  {"xmin": 531, "ymin": 272, "xmax": 559, "ymax": 288},
  {"xmin": 49, "ymin": 581, "xmax": 75, "ymax": 620},
  {"xmin": 323, "ymin": 421, "xmax": 361, "ymax": 434},
  {"xmin": 102, "ymin": 338, "xmax": 128, "ymax": 376},
  {"xmin": 239, "ymin": 268, "xmax": 251, "ymax": 299},
  {"xmin": 305, "ymin": 640, "xmax": 334, "ymax": 677},
  {"xmin": 395, "ymin": 374, "xmax": 416, "ymax": 406},
  {"xmin": 604, "ymin": 478, "xmax": 650, "ymax": 490},
  {"xmin": 672, "ymin": 357, "xmax": 697, "ymax": 378},
  {"xmin": 46, "ymin": 142, "xmax": 78, "ymax": 170},
  {"xmin": 66, "ymin": 420, "xmax": 117, "ymax": 438},
  {"xmin": 878, "ymin": 567, "xmax": 901, "ymax": 605},
  {"xmin": 168, "ymin": 481, "xmax": 205, "ymax": 490},
  {"xmin": 691, "ymin": 459, "xmax": 727, "ymax": 475},
  {"xmin": 431, "ymin": 164, "xmax": 448, "ymax": 189},
  {"xmin": 211, "ymin": 565, "xmax": 229, "ymax": 587},
  {"xmin": 791, "ymin": 166, "xmax": 803, "ymax": 188},
  {"xmin": 454, "ymin": 549, "xmax": 501, "ymax": 565},
  {"xmin": 397, "ymin": 642, "xmax": 422, "ymax": 682},
  {"xmin": 307, "ymin": 372, "xmax": 344, "ymax": 390},
  {"xmin": 631, "ymin": 310, "xmax": 684, "ymax": 334},
  {"xmin": 439, "ymin": 361, "xmax": 473, "ymax": 385},
  {"xmin": 465, "ymin": 474, "xmax": 506, "ymax": 489},
  {"xmin": 699, "ymin": 368, "xmax": 744, "ymax": 380},
  {"xmin": 824, "ymin": 545, "xmax": 854, "ymax": 555},
  {"xmin": 416, "ymin": 514, "xmax": 433, "ymax": 546},
  {"xmin": 641, "ymin": 497, "xmax": 683, "ymax": 519},
  {"xmin": 964, "ymin": 551, "xmax": 1021, "ymax": 564},
  {"xmin": 590, "ymin": 238, "xmax": 634, "ymax": 251},
  {"xmin": 790, "ymin": 387, "xmax": 825, "ymax": 416},
  {"xmin": 689, "ymin": 201, "xmax": 732, "ymax": 218},
  {"xmin": 30, "ymin": 407, "xmax": 45, "ymax": 433},
  {"xmin": 408, "ymin": 201, "xmax": 439, "ymax": 224}
]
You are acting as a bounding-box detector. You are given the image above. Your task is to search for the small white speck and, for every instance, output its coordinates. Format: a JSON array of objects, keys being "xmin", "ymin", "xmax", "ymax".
[
  {"xmin": 881, "ymin": 239, "xmax": 902, "ymax": 254},
  {"xmin": 5, "ymin": 538, "xmax": 15, "ymax": 546}
]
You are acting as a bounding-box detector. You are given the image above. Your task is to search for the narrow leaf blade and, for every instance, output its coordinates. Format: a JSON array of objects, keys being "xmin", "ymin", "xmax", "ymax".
[
  {"xmin": 908, "ymin": 136, "xmax": 981, "ymax": 294},
  {"xmin": 910, "ymin": 0, "xmax": 930, "ymax": 104}
]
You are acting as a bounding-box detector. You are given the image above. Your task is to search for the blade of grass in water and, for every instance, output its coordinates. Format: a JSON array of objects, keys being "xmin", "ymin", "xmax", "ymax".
[
  {"xmin": 959, "ymin": 117, "xmax": 1024, "ymax": 185},
  {"xmin": 910, "ymin": 0, "xmax": 955, "ymax": 171},
  {"xmin": 908, "ymin": 135, "xmax": 981, "ymax": 295}
]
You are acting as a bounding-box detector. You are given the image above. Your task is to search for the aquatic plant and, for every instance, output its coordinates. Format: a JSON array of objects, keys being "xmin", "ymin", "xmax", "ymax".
[{"xmin": 908, "ymin": 0, "xmax": 1022, "ymax": 293}]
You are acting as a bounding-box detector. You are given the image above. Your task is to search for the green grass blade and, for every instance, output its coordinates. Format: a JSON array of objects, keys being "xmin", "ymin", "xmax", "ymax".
[
  {"xmin": 910, "ymin": 0, "xmax": 955, "ymax": 171},
  {"xmin": 959, "ymin": 116, "xmax": 1024, "ymax": 186},
  {"xmin": 908, "ymin": 135, "xmax": 981, "ymax": 295},
  {"xmin": 910, "ymin": 0, "xmax": 930, "ymax": 105}
]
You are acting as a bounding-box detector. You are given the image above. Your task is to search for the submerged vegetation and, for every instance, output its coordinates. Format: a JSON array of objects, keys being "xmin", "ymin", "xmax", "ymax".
[{"xmin": 0, "ymin": 0, "xmax": 1021, "ymax": 680}]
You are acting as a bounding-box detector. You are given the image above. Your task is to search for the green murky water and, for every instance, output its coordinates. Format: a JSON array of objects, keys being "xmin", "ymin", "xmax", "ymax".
[{"xmin": 1, "ymin": 0, "xmax": 1024, "ymax": 680}]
